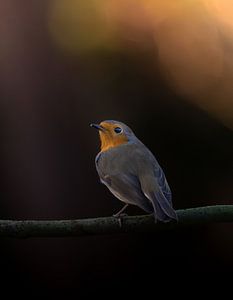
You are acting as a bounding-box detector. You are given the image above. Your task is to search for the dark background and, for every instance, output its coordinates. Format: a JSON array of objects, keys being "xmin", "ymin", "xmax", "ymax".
[{"xmin": 0, "ymin": 0, "xmax": 232, "ymax": 295}]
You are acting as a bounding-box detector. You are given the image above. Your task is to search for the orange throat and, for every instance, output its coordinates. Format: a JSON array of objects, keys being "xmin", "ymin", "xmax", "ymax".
[{"xmin": 99, "ymin": 131, "xmax": 128, "ymax": 152}]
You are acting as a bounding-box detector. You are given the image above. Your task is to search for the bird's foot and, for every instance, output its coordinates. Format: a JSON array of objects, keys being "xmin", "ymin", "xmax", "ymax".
[
  {"xmin": 112, "ymin": 213, "xmax": 128, "ymax": 227},
  {"xmin": 113, "ymin": 212, "xmax": 128, "ymax": 218}
]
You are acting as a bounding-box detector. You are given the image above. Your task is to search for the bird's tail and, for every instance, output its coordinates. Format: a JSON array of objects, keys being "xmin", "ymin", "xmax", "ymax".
[{"xmin": 150, "ymin": 190, "xmax": 178, "ymax": 222}]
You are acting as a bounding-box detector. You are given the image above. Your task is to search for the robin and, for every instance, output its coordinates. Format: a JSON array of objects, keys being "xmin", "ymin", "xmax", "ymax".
[{"xmin": 90, "ymin": 120, "xmax": 177, "ymax": 222}]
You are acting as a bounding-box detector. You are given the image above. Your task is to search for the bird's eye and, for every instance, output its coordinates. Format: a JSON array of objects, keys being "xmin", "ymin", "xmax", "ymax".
[{"xmin": 114, "ymin": 127, "xmax": 122, "ymax": 134}]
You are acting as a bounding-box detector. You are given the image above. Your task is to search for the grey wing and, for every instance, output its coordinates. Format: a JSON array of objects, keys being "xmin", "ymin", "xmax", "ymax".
[
  {"xmin": 154, "ymin": 164, "xmax": 172, "ymax": 204},
  {"xmin": 139, "ymin": 159, "xmax": 177, "ymax": 221},
  {"xmin": 100, "ymin": 172, "xmax": 154, "ymax": 214}
]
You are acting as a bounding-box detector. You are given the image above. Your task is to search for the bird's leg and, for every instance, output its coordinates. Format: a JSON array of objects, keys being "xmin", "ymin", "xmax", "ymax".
[
  {"xmin": 113, "ymin": 204, "xmax": 129, "ymax": 227},
  {"xmin": 113, "ymin": 204, "xmax": 129, "ymax": 218}
]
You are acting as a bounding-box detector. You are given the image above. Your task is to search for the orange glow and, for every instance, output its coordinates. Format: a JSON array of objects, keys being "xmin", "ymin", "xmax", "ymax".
[
  {"xmin": 48, "ymin": 0, "xmax": 233, "ymax": 129},
  {"xmin": 205, "ymin": 0, "xmax": 233, "ymax": 29},
  {"xmin": 48, "ymin": 0, "xmax": 114, "ymax": 53}
]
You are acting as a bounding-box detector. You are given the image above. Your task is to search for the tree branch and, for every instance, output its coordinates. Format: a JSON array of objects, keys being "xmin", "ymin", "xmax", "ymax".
[{"xmin": 0, "ymin": 205, "xmax": 232, "ymax": 238}]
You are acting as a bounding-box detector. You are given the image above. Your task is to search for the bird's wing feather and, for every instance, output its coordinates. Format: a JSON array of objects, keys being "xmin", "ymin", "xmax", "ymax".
[
  {"xmin": 153, "ymin": 162, "xmax": 172, "ymax": 204},
  {"xmin": 134, "ymin": 145, "xmax": 177, "ymax": 221},
  {"xmin": 140, "ymin": 173, "xmax": 177, "ymax": 221}
]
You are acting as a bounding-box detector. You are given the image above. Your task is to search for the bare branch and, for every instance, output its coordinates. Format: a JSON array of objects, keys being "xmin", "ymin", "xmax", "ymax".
[{"xmin": 0, "ymin": 205, "xmax": 232, "ymax": 238}]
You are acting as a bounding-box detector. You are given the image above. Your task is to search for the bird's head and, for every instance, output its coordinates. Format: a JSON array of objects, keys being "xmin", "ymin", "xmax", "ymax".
[{"xmin": 90, "ymin": 120, "xmax": 135, "ymax": 152}]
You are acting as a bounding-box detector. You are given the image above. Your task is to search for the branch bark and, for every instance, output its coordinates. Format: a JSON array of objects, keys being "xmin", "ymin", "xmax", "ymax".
[{"xmin": 0, "ymin": 205, "xmax": 232, "ymax": 238}]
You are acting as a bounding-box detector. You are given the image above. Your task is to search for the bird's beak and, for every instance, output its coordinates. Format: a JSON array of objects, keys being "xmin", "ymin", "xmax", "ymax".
[{"xmin": 90, "ymin": 123, "xmax": 104, "ymax": 131}]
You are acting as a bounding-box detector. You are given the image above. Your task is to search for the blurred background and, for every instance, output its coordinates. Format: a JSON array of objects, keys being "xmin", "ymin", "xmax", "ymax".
[{"xmin": 0, "ymin": 0, "xmax": 232, "ymax": 294}]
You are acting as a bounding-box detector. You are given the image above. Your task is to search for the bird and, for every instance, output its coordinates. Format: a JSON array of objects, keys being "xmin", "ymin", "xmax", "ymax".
[{"xmin": 90, "ymin": 120, "xmax": 177, "ymax": 222}]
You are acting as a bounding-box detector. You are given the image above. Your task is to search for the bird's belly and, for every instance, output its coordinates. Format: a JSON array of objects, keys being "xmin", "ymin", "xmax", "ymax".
[
  {"xmin": 100, "ymin": 177, "xmax": 154, "ymax": 213},
  {"xmin": 108, "ymin": 187, "xmax": 134, "ymax": 204}
]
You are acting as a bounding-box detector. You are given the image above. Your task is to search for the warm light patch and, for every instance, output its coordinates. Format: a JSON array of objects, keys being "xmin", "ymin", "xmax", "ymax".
[
  {"xmin": 48, "ymin": 0, "xmax": 233, "ymax": 129},
  {"xmin": 48, "ymin": 0, "xmax": 114, "ymax": 54},
  {"xmin": 204, "ymin": 0, "xmax": 233, "ymax": 30}
]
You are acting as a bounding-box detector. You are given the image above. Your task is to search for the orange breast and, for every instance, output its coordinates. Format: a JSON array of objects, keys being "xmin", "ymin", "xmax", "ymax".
[{"xmin": 99, "ymin": 131, "xmax": 128, "ymax": 152}]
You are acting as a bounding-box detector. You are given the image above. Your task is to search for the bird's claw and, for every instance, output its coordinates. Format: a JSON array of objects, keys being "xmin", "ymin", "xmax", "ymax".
[
  {"xmin": 113, "ymin": 213, "xmax": 128, "ymax": 218},
  {"xmin": 112, "ymin": 213, "xmax": 128, "ymax": 227}
]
